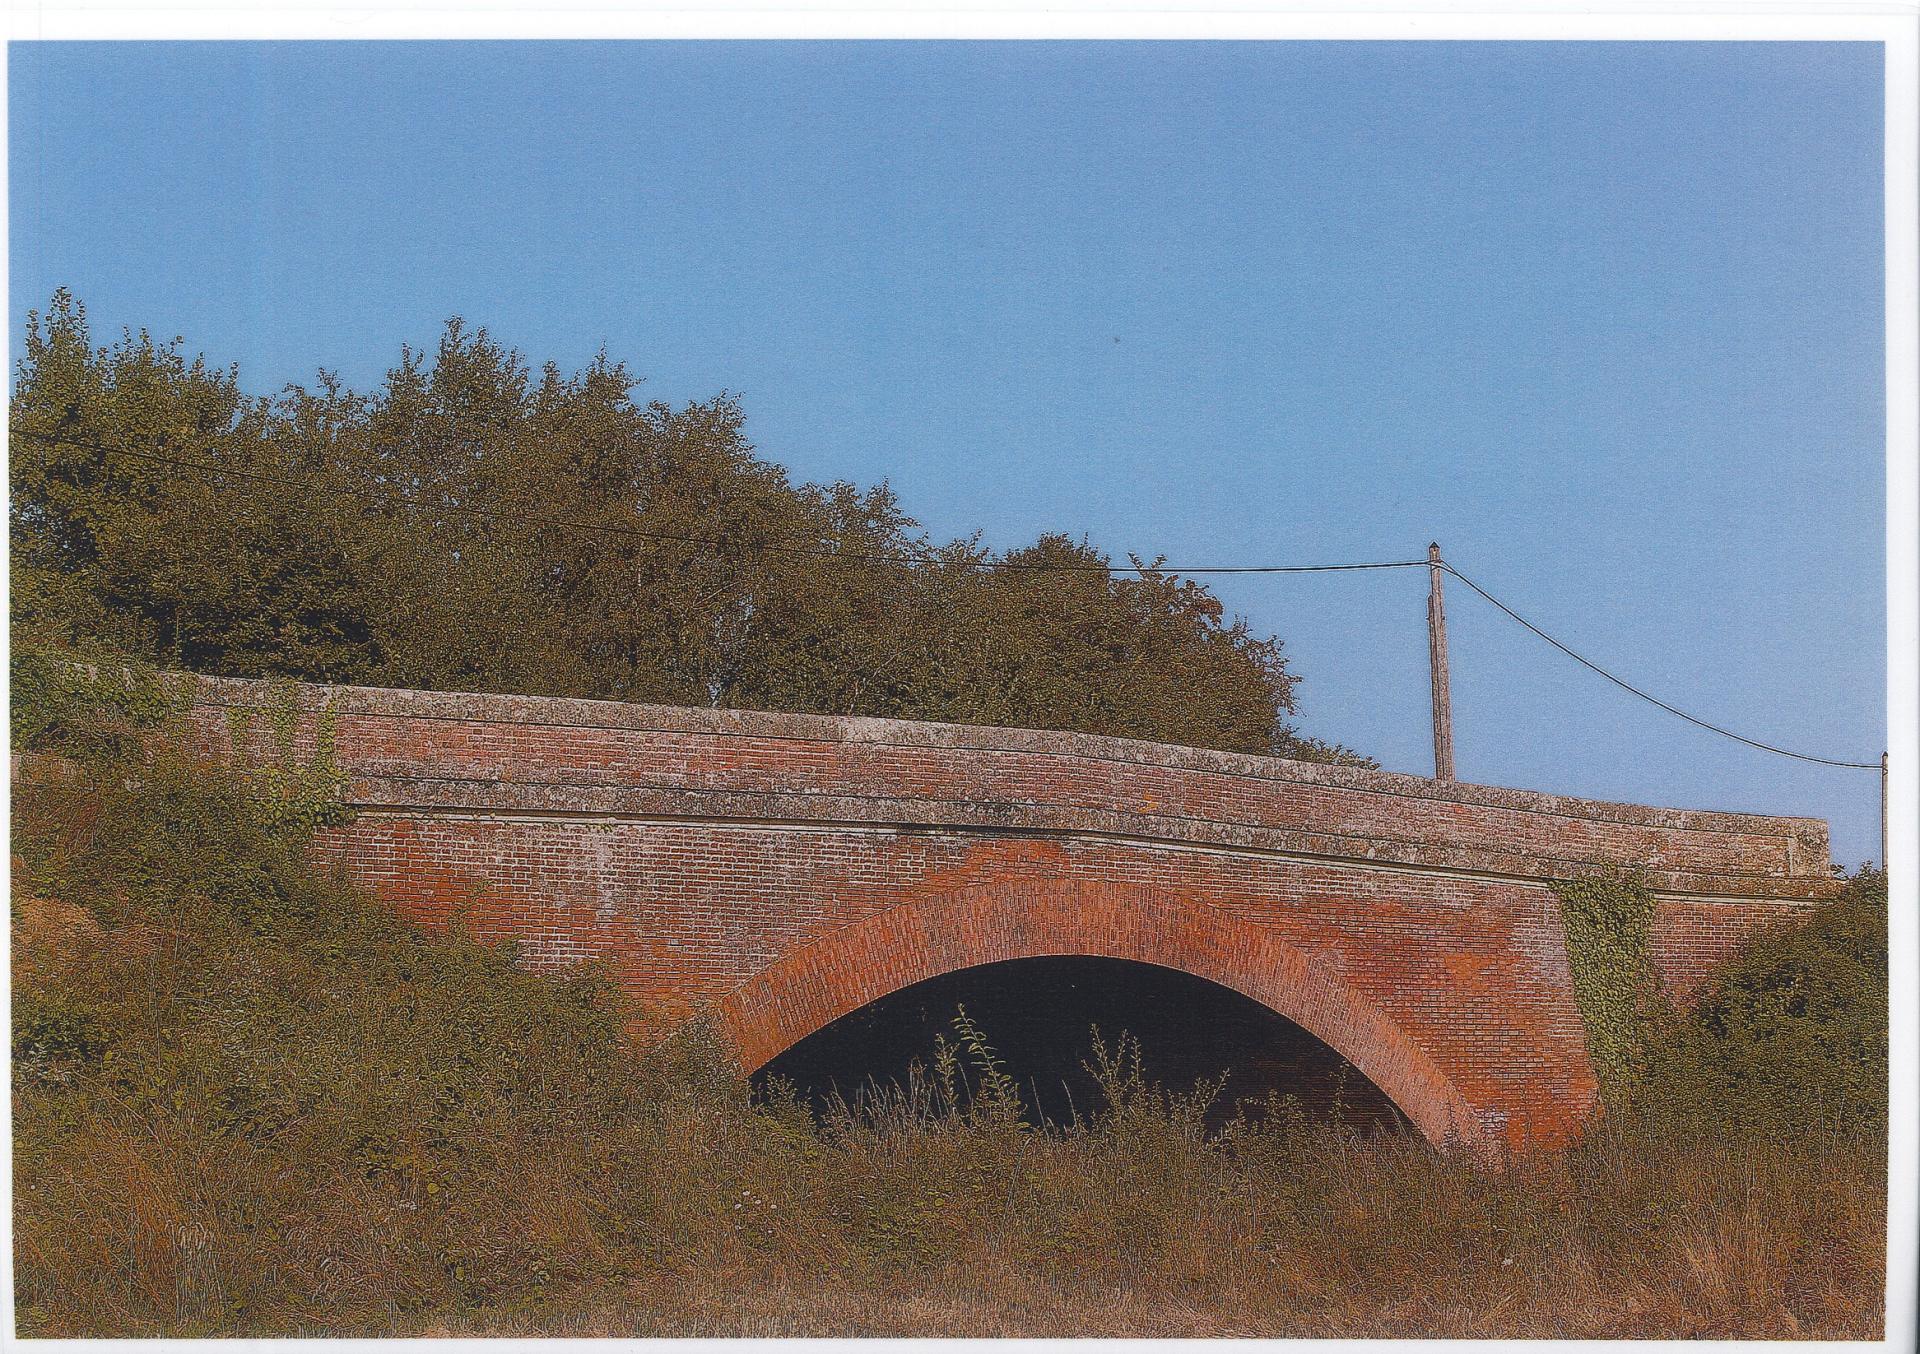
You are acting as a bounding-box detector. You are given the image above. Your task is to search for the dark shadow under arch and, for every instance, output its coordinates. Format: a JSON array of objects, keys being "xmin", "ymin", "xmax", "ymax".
[
  {"xmin": 756, "ymin": 954, "xmax": 1413, "ymax": 1134},
  {"xmin": 714, "ymin": 880, "xmax": 1482, "ymax": 1146}
]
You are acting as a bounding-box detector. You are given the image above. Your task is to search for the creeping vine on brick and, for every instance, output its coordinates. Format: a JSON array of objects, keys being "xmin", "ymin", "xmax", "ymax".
[
  {"xmin": 1553, "ymin": 873, "xmax": 1665, "ymax": 1106},
  {"xmin": 225, "ymin": 679, "xmax": 354, "ymax": 836},
  {"xmin": 9, "ymin": 644, "xmax": 186, "ymax": 765}
]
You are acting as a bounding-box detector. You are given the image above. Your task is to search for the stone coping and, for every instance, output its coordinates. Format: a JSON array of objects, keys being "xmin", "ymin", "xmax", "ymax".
[{"xmin": 186, "ymin": 674, "xmax": 1831, "ymax": 844}]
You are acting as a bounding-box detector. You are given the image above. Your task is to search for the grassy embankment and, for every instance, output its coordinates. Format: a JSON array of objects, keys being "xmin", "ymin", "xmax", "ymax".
[{"xmin": 11, "ymin": 661, "xmax": 1888, "ymax": 1338}]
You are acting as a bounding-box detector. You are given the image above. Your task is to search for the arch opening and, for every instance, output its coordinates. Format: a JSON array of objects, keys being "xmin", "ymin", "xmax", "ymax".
[
  {"xmin": 715, "ymin": 879, "xmax": 1485, "ymax": 1145},
  {"xmin": 753, "ymin": 956, "xmax": 1411, "ymax": 1135}
]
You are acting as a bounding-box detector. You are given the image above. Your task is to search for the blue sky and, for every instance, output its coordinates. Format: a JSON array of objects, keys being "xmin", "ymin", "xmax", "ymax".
[{"xmin": 9, "ymin": 40, "xmax": 1888, "ymax": 864}]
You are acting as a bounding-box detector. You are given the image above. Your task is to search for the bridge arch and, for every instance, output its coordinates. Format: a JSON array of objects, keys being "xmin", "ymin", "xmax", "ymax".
[{"xmin": 713, "ymin": 877, "xmax": 1481, "ymax": 1146}]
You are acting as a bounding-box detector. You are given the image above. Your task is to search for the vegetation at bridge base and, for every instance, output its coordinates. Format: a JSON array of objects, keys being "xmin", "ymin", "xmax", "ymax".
[
  {"xmin": 8, "ymin": 639, "xmax": 188, "ymax": 769},
  {"xmin": 1639, "ymin": 868, "xmax": 1887, "ymax": 1135},
  {"xmin": 1554, "ymin": 869, "xmax": 1888, "ymax": 1135},
  {"xmin": 11, "ymin": 703, "xmax": 1887, "ymax": 1339},
  {"xmin": 10, "ymin": 290, "xmax": 1368, "ymax": 765}
]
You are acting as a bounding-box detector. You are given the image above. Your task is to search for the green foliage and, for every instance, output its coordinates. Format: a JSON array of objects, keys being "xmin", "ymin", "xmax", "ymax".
[
  {"xmin": 1555, "ymin": 867, "xmax": 1889, "ymax": 1135},
  {"xmin": 1640, "ymin": 870, "xmax": 1887, "ymax": 1133},
  {"xmin": 10, "ymin": 645, "xmax": 351, "ymax": 927},
  {"xmin": 19, "ymin": 752, "xmax": 325, "ymax": 936},
  {"xmin": 946, "ymin": 1004, "xmax": 1025, "ymax": 1128},
  {"xmin": 9, "ymin": 642, "xmax": 185, "ymax": 765},
  {"xmin": 12, "ymin": 994, "xmax": 111, "ymax": 1084},
  {"xmin": 225, "ymin": 678, "xmax": 353, "ymax": 834},
  {"xmin": 11, "ymin": 290, "xmax": 1369, "ymax": 764},
  {"xmin": 1553, "ymin": 872, "xmax": 1662, "ymax": 1105}
]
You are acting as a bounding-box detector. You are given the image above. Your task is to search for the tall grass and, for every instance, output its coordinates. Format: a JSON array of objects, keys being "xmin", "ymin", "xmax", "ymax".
[{"xmin": 10, "ymin": 736, "xmax": 1887, "ymax": 1337}]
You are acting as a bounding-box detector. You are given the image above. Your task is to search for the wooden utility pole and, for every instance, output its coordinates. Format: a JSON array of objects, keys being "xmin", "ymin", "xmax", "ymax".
[
  {"xmin": 1427, "ymin": 542, "xmax": 1456, "ymax": 782},
  {"xmin": 1882, "ymin": 752, "xmax": 1890, "ymax": 872}
]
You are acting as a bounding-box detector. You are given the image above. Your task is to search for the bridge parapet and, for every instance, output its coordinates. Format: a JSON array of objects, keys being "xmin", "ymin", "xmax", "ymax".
[{"xmin": 186, "ymin": 677, "xmax": 1833, "ymax": 903}]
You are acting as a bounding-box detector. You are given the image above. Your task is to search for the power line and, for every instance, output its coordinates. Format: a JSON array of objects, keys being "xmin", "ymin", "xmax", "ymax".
[
  {"xmin": 12, "ymin": 426, "xmax": 1881, "ymax": 771},
  {"xmin": 1438, "ymin": 561, "xmax": 1879, "ymax": 770}
]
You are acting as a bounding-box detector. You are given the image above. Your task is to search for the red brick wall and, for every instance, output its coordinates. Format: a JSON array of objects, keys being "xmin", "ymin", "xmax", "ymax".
[{"xmin": 187, "ymin": 677, "xmax": 1836, "ymax": 1150}]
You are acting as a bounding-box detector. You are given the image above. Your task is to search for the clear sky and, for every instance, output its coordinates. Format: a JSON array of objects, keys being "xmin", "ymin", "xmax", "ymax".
[{"xmin": 8, "ymin": 40, "xmax": 1888, "ymax": 864}]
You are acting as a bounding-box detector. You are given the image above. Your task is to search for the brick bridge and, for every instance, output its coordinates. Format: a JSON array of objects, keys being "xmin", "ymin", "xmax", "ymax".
[{"xmin": 191, "ymin": 678, "xmax": 1835, "ymax": 1151}]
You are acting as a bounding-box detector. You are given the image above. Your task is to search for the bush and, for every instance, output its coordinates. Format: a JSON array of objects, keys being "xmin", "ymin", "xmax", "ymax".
[
  {"xmin": 1642, "ymin": 870, "xmax": 1887, "ymax": 1134},
  {"xmin": 12, "ymin": 995, "xmax": 111, "ymax": 1084},
  {"xmin": 1554, "ymin": 867, "xmax": 1888, "ymax": 1136}
]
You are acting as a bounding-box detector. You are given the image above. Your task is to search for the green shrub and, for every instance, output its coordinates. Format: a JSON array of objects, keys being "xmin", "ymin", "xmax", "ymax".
[
  {"xmin": 1556, "ymin": 866, "xmax": 1888, "ymax": 1135},
  {"xmin": 1643, "ymin": 870, "xmax": 1887, "ymax": 1133},
  {"xmin": 10, "ymin": 646, "xmax": 352, "ymax": 930},
  {"xmin": 12, "ymin": 995, "xmax": 112, "ymax": 1084}
]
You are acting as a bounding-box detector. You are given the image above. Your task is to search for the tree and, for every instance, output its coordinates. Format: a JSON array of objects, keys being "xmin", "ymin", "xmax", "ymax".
[
  {"xmin": 10, "ymin": 290, "xmax": 380, "ymax": 681},
  {"xmin": 11, "ymin": 292, "xmax": 1372, "ymax": 766}
]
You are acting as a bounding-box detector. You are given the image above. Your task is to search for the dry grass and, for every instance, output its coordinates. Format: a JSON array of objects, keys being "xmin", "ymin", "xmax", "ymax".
[{"xmin": 9, "ymin": 762, "xmax": 1889, "ymax": 1340}]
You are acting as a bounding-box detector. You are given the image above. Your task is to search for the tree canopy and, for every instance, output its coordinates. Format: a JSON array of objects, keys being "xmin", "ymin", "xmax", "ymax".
[{"xmin": 10, "ymin": 290, "xmax": 1368, "ymax": 765}]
